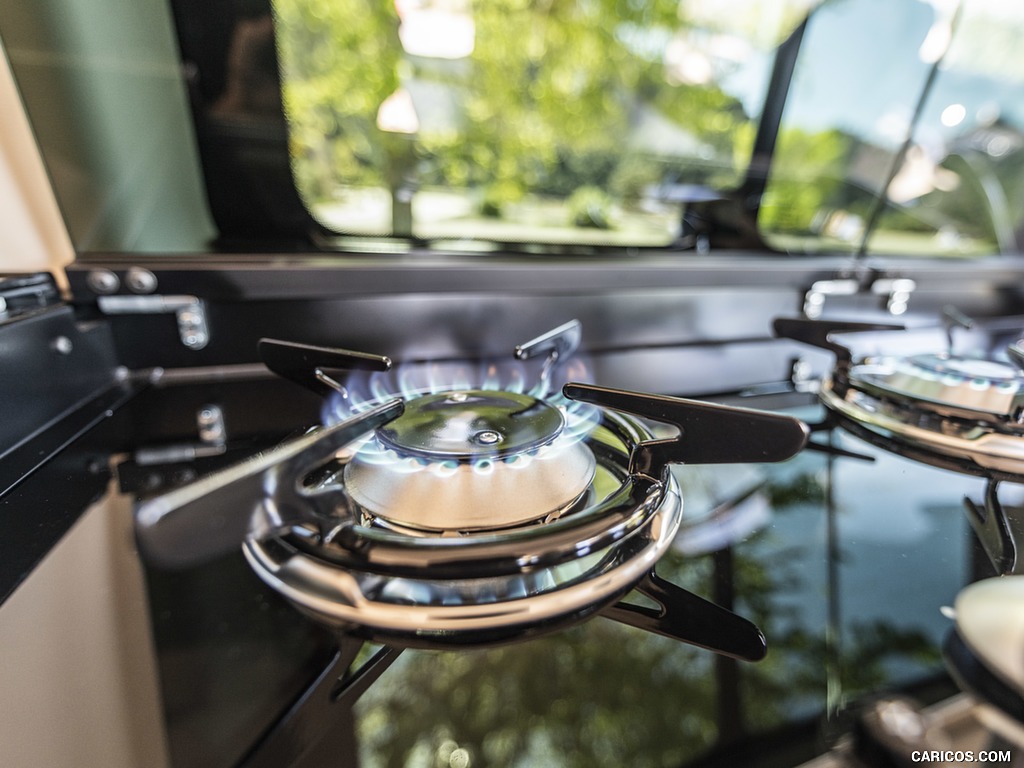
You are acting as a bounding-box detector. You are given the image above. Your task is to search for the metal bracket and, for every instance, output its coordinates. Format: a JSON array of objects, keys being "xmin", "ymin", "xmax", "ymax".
[
  {"xmin": 258, "ymin": 338, "xmax": 392, "ymax": 399},
  {"xmin": 1007, "ymin": 340, "xmax": 1024, "ymax": 375},
  {"xmin": 963, "ymin": 480, "xmax": 1021, "ymax": 576},
  {"xmin": 802, "ymin": 275, "xmax": 915, "ymax": 319},
  {"xmin": 96, "ymin": 294, "xmax": 209, "ymax": 350},
  {"xmin": 871, "ymin": 277, "xmax": 916, "ymax": 316},
  {"xmin": 134, "ymin": 403, "xmax": 228, "ymax": 466},
  {"xmin": 942, "ymin": 305, "xmax": 975, "ymax": 353},
  {"xmin": 602, "ymin": 570, "xmax": 767, "ymax": 661},
  {"xmin": 803, "ymin": 278, "xmax": 859, "ymax": 319},
  {"xmin": 134, "ymin": 398, "xmax": 405, "ymax": 568},
  {"xmin": 515, "ymin": 319, "xmax": 582, "ymax": 398},
  {"xmin": 772, "ymin": 317, "xmax": 905, "ymax": 395}
]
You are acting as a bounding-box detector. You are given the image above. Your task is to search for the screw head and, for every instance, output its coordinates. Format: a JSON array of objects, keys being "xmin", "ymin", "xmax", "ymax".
[
  {"xmin": 473, "ymin": 430, "xmax": 502, "ymax": 446},
  {"xmin": 50, "ymin": 336, "xmax": 73, "ymax": 355},
  {"xmin": 86, "ymin": 269, "xmax": 120, "ymax": 295},
  {"xmin": 125, "ymin": 267, "xmax": 157, "ymax": 294}
]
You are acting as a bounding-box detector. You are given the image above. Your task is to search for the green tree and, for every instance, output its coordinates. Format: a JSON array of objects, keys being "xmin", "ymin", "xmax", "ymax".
[
  {"xmin": 274, "ymin": 0, "xmax": 754, "ymax": 233},
  {"xmin": 759, "ymin": 127, "xmax": 854, "ymax": 234},
  {"xmin": 273, "ymin": 0, "xmax": 403, "ymax": 201}
]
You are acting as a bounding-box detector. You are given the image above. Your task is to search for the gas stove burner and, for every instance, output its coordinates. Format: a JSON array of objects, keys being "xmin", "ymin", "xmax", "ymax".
[
  {"xmin": 943, "ymin": 577, "xmax": 1024, "ymax": 741},
  {"xmin": 136, "ymin": 320, "xmax": 808, "ymax": 655},
  {"xmin": 374, "ymin": 389, "xmax": 565, "ymax": 460},
  {"xmin": 846, "ymin": 353, "xmax": 1024, "ymax": 421},
  {"xmin": 776, "ymin": 315, "xmax": 1024, "ymax": 577},
  {"xmin": 775, "ymin": 317, "xmax": 1024, "ymax": 479},
  {"xmin": 912, "ymin": 354, "xmax": 1022, "ymax": 382},
  {"xmin": 344, "ymin": 388, "xmax": 596, "ymax": 532}
]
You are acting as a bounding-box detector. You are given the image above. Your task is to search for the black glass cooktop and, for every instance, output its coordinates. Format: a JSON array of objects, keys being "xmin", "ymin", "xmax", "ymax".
[{"xmin": 96, "ymin": 375, "xmax": 984, "ymax": 768}]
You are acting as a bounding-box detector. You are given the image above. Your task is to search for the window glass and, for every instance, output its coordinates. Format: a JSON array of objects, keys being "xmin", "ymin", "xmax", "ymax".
[
  {"xmin": 864, "ymin": 0, "xmax": 1024, "ymax": 256},
  {"xmin": 762, "ymin": 0, "xmax": 1024, "ymax": 257},
  {"xmin": 273, "ymin": 0, "xmax": 812, "ymax": 246}
]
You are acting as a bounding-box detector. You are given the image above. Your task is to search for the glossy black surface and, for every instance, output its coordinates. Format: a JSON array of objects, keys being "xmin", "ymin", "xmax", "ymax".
[
  {"xmin": 119, "ymin": 381, "xmax": 363, "ymax": 768},
  {"xmin": 145, "ymin": 548, "xmax": 345, "ymax": 768},
  {"xmin": 0, "ymin": 303, "xmax": 121, "ymax": 461},
  {"xmin": 0, "ymin": 347, "xmax": 986, "ymax": 767},
  {"xmin": 0, "ymin": 401, "xmax": 121, "ymax": 604},
  {"xmin": 0, "ymin": 296, "xmax": 127, "ymax": 604},
  {"xmin": 240, "ymin": 644, "xmax": 401, "ymax": 768}
]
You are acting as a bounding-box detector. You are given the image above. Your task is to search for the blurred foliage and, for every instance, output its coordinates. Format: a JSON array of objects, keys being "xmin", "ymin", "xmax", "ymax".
[
  {"xmin": 609, "ymin": 154, "xmax": 664, "ymax": 205},
  {"xmin": 273, "ymin": 0, "xmax": 402, "ymax": 202},
  {"xmin": 932, "ymin": 148, "xmax": 1024, "ymax": 242},
  {"xmin": 273, "ymin": 0, "xmax": 1011, "ymax": 247},
  {"xmin": 357, "ymin": 624, "xmax": 716, "ymax": 768},
  {"xmin": 272, "ymin": 0, "xmax": 755, "ymax": 232},
  {"xmin": 759, "ymin": 127, "xmax": 853, "ymax": 233},
  {"xmin": 566, "ymin": 185, "xmax": 615, "ymax": 229},
  {"xmin": 764, "ymin": 470, "xmax": 827, "ymax": 508},
  {"xmin": 777, "ymin": 620, "xmax": 940, "ymax": 696}
]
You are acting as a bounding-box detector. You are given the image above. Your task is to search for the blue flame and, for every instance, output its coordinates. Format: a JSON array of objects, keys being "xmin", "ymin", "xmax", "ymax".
[{"xmin": 321, "ymin": 355, "xmax": 603, "ymax": 502}]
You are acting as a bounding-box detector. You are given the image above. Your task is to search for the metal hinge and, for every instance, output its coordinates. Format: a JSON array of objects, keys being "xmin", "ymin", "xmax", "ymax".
[
  {"xmin": 802, "ymin": 278, "xmax": 859, "ymax": 319},
  {"xmin": 870, "ymin": 277, "xmax": 916, "ymax": 316},
  {"xmin": 134, "ymin": 404, "xmax": 227, "ymax": 467},
  {"xmin": 97, "ymin": 294, "xmax": 209, "ymax": 349},
  {"xmin": 803, "ymin": 275, "xmax": 916, "ymax": 319}
]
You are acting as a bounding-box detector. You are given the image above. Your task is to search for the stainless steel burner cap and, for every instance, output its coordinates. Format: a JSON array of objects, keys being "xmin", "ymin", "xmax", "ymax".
[
  {"xmin": 376, "ymin": 389, "xmax": 564, "ymax": 460},
  {"xmin": 851, "ymin": 353, "xmax": 1024, "ymax": 419},
  {"xmin": 344, "ymin": 390, "xmax": 596, "ymax": 531}
]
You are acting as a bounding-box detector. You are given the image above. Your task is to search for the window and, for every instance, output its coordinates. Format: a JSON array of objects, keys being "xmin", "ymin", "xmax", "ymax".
[
  {"xmin": 273, "ymin": 0, "xmax": 812, "ymax": 247},
  {"xmin": 760, "ymin": 0, "xmax": 1024, "ymax": 258}
]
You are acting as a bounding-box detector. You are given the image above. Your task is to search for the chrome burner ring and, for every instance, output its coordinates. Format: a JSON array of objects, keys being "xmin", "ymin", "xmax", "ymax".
[
  {"xmin": 243, "ymin": 409, "xmax": 682, "ymax": 647},
  {"xmin": 909, "ymin": 353, "xmax": 1021, "ymax": 383},
  {"xmin": 243, "ymin": 474, "xmax": 680, "ymax": 647},
  {"xmin": 821, "ymin": 377, "xmax": 1024, "ymax": 478}
]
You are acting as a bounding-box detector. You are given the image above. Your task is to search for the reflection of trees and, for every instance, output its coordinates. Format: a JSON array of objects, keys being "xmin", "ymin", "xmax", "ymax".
[
  {"xmin": 776, "ymin": 621, "xmax": 940, "ymax": 695},
  {"xmin": 764, "ymin": 470, "xmax": 826, "ymax": 510},
  {"xmin": 357, "ymin": 624, "xmax": 716, "ymax": 768},
  {"xmin": 355, "ymin": 468, "xmax": 944, "ymax": 767},
  {"xmin": 928, "ymin": 126, "xmax": 1024, "ymax": 249},
  {"xmin": 758, "ymin": 128, "xmax": 855, "ymax": 234},
  {"xmin": 743, "ymin": 469, "xmax": 943, "ymax": 729}
]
